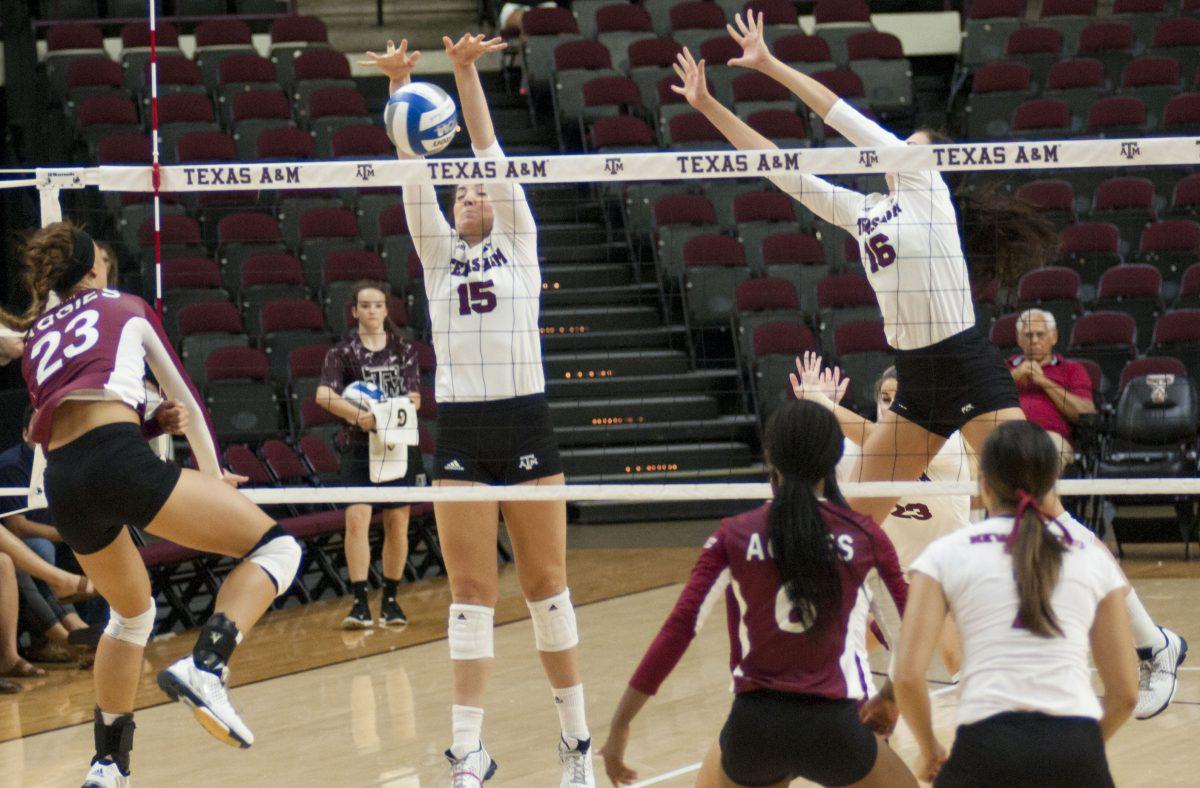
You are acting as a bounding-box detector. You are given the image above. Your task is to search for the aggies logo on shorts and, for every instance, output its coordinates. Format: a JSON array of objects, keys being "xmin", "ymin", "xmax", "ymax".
[{"xmin": 518, "ymin": 454, "xmax": 539, "ymax": 471}]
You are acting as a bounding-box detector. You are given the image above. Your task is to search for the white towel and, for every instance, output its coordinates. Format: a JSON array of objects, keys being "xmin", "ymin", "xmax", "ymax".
[
  {"xmin": 368, "ymin": 397, "xmax": 419, "ymax": 483},
  {"xmin": 28, "ymin": 445, "xmax": 48, "ymax": 510}
]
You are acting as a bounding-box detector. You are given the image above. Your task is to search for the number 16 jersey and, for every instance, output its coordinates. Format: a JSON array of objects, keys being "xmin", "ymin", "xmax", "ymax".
[{"xmin": 404, "ymin": 140, "xmax": 545, "ymax": 403}]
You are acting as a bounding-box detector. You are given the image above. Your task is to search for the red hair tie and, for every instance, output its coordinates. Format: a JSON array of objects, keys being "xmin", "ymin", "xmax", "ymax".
[{"xmin": 1008, "ymin": 488, "xmax": 1073, "ymax": 547}]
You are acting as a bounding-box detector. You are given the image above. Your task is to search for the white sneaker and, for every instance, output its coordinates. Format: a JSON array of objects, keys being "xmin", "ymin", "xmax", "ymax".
[
  {"xmin": 445, "ymin": 744, "xmax": 497, "ymax": 787},
  {"xmin": 82, "ymin": 759, "xmax": 129, "ymax": 787},
  {"xmin": 157, "ymin": 657, "xmax": 254, "ymax": 747},
  {"xmin": 558, "ymin": 737, "xmax": 595, "ymax": 788},
  {"xmin": 1136, "ymin": 627, "xmax": 1188, "ymax": 720}
]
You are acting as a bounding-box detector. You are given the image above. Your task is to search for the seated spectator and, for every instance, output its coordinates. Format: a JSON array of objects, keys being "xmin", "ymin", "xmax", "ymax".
[
  {"xmin": 1007, "ymin": 308, "xmax": 1096, "ymax": 467},
  {"xmin": 0, "ymin": 407, "xmax": 99, "ymax": 666},
  {"xmin": 0, "ymin": 551, "xmax": 22, "ymax": 692}
]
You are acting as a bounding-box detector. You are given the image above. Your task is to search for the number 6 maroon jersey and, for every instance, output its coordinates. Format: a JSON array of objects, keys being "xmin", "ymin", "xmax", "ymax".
[
  {"xmin": 21, "ymin": 289, "xmax": 221, "ymax": 476},
  {"xmin": 629, "ymin": 501, "xmax": 907, "ymax": 700}
]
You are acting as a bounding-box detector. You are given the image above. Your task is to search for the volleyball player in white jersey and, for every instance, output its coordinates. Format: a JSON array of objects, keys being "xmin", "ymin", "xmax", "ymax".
[
  {"xmin": 671, "ymin": 13, "xmax": 1062, "ymax": 527},
  {"xmin": 360, "ymin": 35, "xmax": 594, "ymax": 787},
  {"xmin": 894, "ymin": 421, "xmax": 1138, "ymax": 785},
  {"xmin": 791, "ymin": 352, "xmax": 967, "ymax": 675}
]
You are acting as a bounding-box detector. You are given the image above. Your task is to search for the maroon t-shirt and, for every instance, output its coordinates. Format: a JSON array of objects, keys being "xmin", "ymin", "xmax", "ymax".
[
  {"xmin": 320, "ymin": 329, "xmax": 420, "ymax": 438},
  {"xmin": 630, "ymin": 501, "xmax": 907, "ymax": 700},
  {"xmin": 21, "ymin": 288, "xmax": 220, "ymax": 474}
]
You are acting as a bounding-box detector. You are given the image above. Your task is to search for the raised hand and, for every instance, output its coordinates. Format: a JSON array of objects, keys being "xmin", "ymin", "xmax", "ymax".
[
  {"xmin": 670, "ymin": 48, "xmax": 712, "ymax": 109},
  {"xmin": 727, "ymin": 11, "xmax": 771, "ymax": 71},
  {"xmin": 443, "ymin": 33, "xmax": 507, "ymax": 68},
  {"xmin": 820, "ymin": 364, "xmax": 850, "ymax": 405},
  {"xmin": 357, "ymin": 38, "xmax": 421, "ymax": 86}
]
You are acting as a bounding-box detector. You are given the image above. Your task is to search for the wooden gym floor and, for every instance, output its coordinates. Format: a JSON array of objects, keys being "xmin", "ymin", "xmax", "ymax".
[{"xmin": 0, "ymin": 524, "xmax": 1197, "ymax": 787}]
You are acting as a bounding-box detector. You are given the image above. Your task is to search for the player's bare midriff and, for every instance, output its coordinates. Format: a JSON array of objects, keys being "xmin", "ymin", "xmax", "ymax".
[{"xmin": 47, "ymin": 399, "xmax": 139, "ymax": 451}]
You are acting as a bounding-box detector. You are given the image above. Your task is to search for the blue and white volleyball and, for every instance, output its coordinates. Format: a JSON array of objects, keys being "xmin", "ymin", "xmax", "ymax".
[
  {"xmin": 384, "ymin": 82, "xmax": 458, "ymax": 156},
  {"xmin": 343, "ymin": 380, "xmax": 385, "ymax": 408}
]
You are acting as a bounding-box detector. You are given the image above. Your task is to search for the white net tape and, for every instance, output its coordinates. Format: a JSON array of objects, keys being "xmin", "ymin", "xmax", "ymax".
[{"xmin": 25, "ymin": 135, "xmax": 1198, "ymax": 193}]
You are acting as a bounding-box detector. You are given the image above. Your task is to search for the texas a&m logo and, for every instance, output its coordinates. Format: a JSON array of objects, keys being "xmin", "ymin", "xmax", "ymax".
[
  {"xmin": 356, "ymin": 163, "xmax": 376, "ymax": 182},
  {"xmin": 1120, "ymin": 141, "xmax": 1141, "ymax": 160},
  {"xmin": 604, "ymin": 158, "xmax": 624, "ymax": 175},
  {"xmin": 858, "ymin": 150, "xmax": 879, "ymax": 168}
]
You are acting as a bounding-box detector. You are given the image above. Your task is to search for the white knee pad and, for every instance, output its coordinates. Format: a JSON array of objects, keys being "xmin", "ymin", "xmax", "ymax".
[
  {"xmin": 527, "ymin": 588, "xmax": 578, "ymax": 653},
  {"xmin": 245, "ymin": 525, "xmax": 302, "ymax": 598},
  {"xmin": 448, "ymin": 604, "xmax": 494, "ymax": 660},
  {"xmin": 103, "ymin": 599, "xmax": 156, "ymax": 646}
]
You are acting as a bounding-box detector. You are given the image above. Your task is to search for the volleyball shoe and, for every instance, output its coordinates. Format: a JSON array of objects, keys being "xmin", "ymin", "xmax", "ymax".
[
  {"xmin": 81, "ymin": 759, "xmax": 129, "ymax": 787},
  {"xmin": 1136, "ymin": 627, "xmax": 1188, "ymax": 720},
  {"xmin": 446, "ymin": 744, "xmax": 497, "ymax": 787},
  {"xmin": 158, "ymin": 657, "xmax": 255, "ymax": 747},
  {"xmin": 558, "ymin": 737, "xmax": 596, "ymax": 788}
]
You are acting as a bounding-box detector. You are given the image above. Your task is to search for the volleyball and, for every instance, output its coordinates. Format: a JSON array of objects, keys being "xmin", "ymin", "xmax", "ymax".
[
  {"xmin": 343, "ymin": 380, "xmax": 385, "ymax": 408},
  {"xmin": 384, "ymin": 82, "xmax": 458, "ymax": 157}
]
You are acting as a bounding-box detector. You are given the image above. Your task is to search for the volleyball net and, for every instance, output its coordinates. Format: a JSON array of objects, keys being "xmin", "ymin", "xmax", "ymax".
[{"xmin": 3, "ymin": 134, "xmax": 1200, "ymax": 526}]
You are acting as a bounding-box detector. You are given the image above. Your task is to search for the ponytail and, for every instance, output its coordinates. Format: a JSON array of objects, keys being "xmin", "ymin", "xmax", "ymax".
[
  {"xmin": 0, "ymin": 221, "xmax": 94, "ymax": 332},
  {"xmin": 1010, "ymin": 493, "xmax": 1066, "ymax": 638},
  {"xmin": 958, "ymin": 185, "xmax": 1058, "ymax": 288},
  {"xmin": 763, "ymin": 400, "xmax": 847, "ymax": 632},
  {"xmin": 768, "ymin": 474, "xmax": 841, "ymax": 631},
  {"xmin": 979, "ymin": 421, "xmax": 1071, "ymax": 639}
]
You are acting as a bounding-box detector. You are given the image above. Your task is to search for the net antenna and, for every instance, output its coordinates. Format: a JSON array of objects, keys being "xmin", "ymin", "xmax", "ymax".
[{"xmin": 148, "ymin": 0, "xmax": 164, "ymax": 317}]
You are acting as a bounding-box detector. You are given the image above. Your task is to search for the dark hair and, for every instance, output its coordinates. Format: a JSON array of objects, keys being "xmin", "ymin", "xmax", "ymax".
[
  {"xmin": 763, "ymin": 400, "xmax": 848, "ymax": 631},
  {"xmin": 22, "ymin": 404, "xmax": 34, "ymax": 431},
  {"xmin": 0, "ymin": 221, "xmax": 94, "ymax": 331},
  {"xmin": 979, "ymin": 421, "xmax": 1065, "ymax": 638},
  {"xmin": 915, "ymin": 127, "xmax": 1058, "ymax": 288},
  {"xmin": 873, "ymin": 366, "xmax": 897, "ymax": 406},
  {"xmin": 96, "ymin": 241, "xmax": 118, "ymax": 287},
  {"xmin": 350, "ymin": 281, "xmax": 405, "ymax": 345}
]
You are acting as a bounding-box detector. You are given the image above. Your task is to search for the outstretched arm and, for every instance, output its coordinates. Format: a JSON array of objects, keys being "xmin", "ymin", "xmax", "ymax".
[
  {"xmin": 789, "ymin": 352, "xmax": 874, "ymax": 446},
  {"xmin": 358, "ymin": 39, "xmax": 453, "ymax": 267},
  {"xmin": 727, "ymin": 11, "xmax": 838, "ymax": 119},
  {"xmin": 444, "ymin": 33, "xmax": 507, "ymax": 152},
  {"xmin": 673, "ymin": 49, "xmax": 864, "ymax": 231},
  {"xmin": 729, "ymin": 12, "xmax": 902, "ymax": 149}
]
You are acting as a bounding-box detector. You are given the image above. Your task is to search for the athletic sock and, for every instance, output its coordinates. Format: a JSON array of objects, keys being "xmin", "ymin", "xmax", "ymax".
[
  {"xmin": 351, "ymin": 581, "xmax": 369, "ymax": 606},
  {"xmin": 382, "ymin": 576, "xmax": 401, "ymax": 602},
  {"xmin": 192, "ymin": 613, "xmax": 242, "ymax": 676},
  {"xmin": 450, "ymin": 704, "xmax": 484, "ymax": 759},
  {"xmin": 1126, "ymin": 590, "xmax": 1166, "ymax": 653},
  {"xmin": 552, "ymin": 684, "xmax": 590, "ymax": 747},
  {"xmin": 100, "ymin": 711, "xmax": 122, "ymax": 725}
]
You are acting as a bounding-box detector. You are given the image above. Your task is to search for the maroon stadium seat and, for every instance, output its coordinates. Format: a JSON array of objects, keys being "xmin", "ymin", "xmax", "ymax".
[
  {"xmin": 654, "ymin": 194, "xmax": 717, "ymax": 226},
  {"xmin": 225, "ymin": 444, "xmax": 273, "ymax": 485},
  {"xmin": 270, "ymin": 15, "xmax": 329, "ymax": 46},
  {"xmin": 683, "ymin": 235, "xmax": 745, "ymax": 267},
  {"xmin": 1006, "ymin": 27, "xmax": 1063, "ymax": 57},
  {"xmin": 66, "ymin": 57, "xmax": 123, "ymax": 93},
  {"xmin": 243, "ymin": 254, "xmax": 304, "ymax": 289},
  {"xmin": 330, "ymin": 124, "xmax": 393, "ymax": 158},
  {"xmin": 734, "ymin": 192, "xmax": 795, "ymax": 224},
  {"xmin": 323, "ymin": 249, "xmax": 388, "ymax": 284},
  {"xmin": 47, "ymin": 23, "xmax": 104, "ymax": 52},
  {"xmin": 813, "ymin": 0, "xmax": 870, "ymax": 25},
  {"xmin": 292, "ymin": 49, "xmax": 351, "ymax": 81},
  {"xmin": 1068, "ymin": 311, "xmax": 1138, "ymax": 385},
  {"xmin": 163, "ymin": 258, "xmax": 222, "ymax": 290},
  {"xmin": 1045, "ymin": 58, "xmax": 1104, "ymax": 90},
  {"xmin": 299, "ymin": 207, "xmax": 359, "ymax": 241},
  {"xmin": 735, "ymin": 278, "xmax": 800, "ymax": 312},
  {"xmin": 523, "ymin": 6, "xmax": 580, "ymax": 35},
  {"xmin": 1119, "ymin": 356, "xmax": 1188, "ymax": 391},
  {"xmin": 262, "ymin": 300, "xmax": 326, "ymax": 335},
  {"xmin": 817, "ymin": 273, "xmax": 875, "ymax": 309},
  {"xmin": 811, "ymin": 69, "xmax": 866, "ymax": 99},
  {"xmin": 763, "ymin": 232, "xmax": 824, "ymax": 266},
  {"xmin": 753, "ymin": 322, "xmax": 818, "ymax": 356},
  {"xmin": 180, "ymin": 302, "xmax": 244, "ymax": 337},
  {"xmin": 288, "ymin": 343, "xmax": 334, "ymax": 381},
  {"xmin": 306, "ymin": 87, "xmax": 367, "ymax": 121},
  {"xmin": 699, "ymin": 37, "xmax": 743, "ymax": 66},
  {"xmin": 207, "ymin": 347, "xmax": 271, "ymax": 384},
  {"xmin": 231, "ymin": 90, "xmax": 292, "ymax": 123},
  {"xmin": 1016, "ymin": 180, "xmax": 1076, "ymax": 227},
  {"xmin": 628, "ymin": 38, "xmax": 680, "ymax": 69},
  {"xmin": 590, "ymin": 115, "xmax": 656, "ymax": 149},
  {"xmin": 744, "ymin": 0, "xmax": 797, "ymax": 25},
  {"xmin": 152, "ymin": 55, "xmax": 204, "ymax": 91},
  {"xmin": 122, "ymin": 21, "xmax": 180, "ymax": 51},
  {"xmin": 972, "ymin": 61, "xmax": 1032, "ymax": 94},
  {"xmin": 555, "ymin": 40, "xmax": 612, "ymax": 71},
  {"xmin": 847, "ymin": 32, "xmax": 904, "ymax": 61},
  {"xmin": 747, "ymin": 109, "xmax": 808, "ymax": 143},
  {"xmin": 1087, "ymin": 95, "xmax": 1148, "ymax": 134},
  {"xmin": 1011, "ymin": 98, "xmax": 1071, "ymax": 134},
  {"xmin": 196, "ymin": 19, "xmax": 253, "ymax": 49},
  {"xmin": 138, "ymin": 215, "xmax": 203, "ymax": 248},
  {"xmin": 98, "ymin": 133, "xmax": 152, "ymax": 163},
  {"xmin": 158, "ymin": 92, "xmax": 215, "ymax": 124},
  {"xmin": 261, "ymin": 440, "xmax": 312, "ymax": 485},
  {"xmin": 669, "ymin": 1, "xmax": 727, "ymax": 31},
  {"xmin": 834, "ymin": 320, "xmax": 888, "ymax": 355},
  {"xmin": 218, "ymin": 54, "xmax": 277, "ymax": 87},
  {"xmin": 596, "ymin": 4, "xmax": 653, "ymax": 33},
  {"xmin": 256, "ymin": 127, "xmax": 316, "ymax": 159},
  {"xmin": 219, "ymin": 213, "xmax": 282, "ymax": 246},
  {"xmin": 582, "ymin": 76, "xmax": 642, "ymax": 112},
  {"xmin": 773, "ymin": 34, "xmax": 833, "ymax": 64},
  {"xmin": 732, "ymin": 71, "xmax": 791, "ymax": 103},
  {"xmin": 177, "ymin": 130, "xmax": 237, "ymax": 162},
  {"xmin": 990, "ymin": 312, "xmax": 1020, "ymax": 353}
]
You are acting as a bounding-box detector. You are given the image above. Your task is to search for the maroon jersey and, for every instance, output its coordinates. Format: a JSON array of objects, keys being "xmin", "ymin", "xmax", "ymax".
[
  {"xmin": 21, "ymin": 289, "xmax": 221, "ymax": 475},
  {"xmin": 319, "ymin": 329, "xmax": 420, "ymax": 437},
  {"xmin": 630, "ymin": 501, "xmax": 907, "ymax": 700}
]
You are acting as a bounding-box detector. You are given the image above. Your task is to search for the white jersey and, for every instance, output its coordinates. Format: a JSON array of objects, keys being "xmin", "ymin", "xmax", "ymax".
[
  {"xmin": 769, "ymin": 101, "xmax": 974, "ymax": 350},
  {"xmin": 404, "ymin": 140, "xmax": 545, "ymax": 402},
  {"xmin": 838, "ymin": 432, "xmax": 972, "ymax": 570},
  {"xmin": 911, "ymin": 513, "xmax": 1127, "ymax": 726}
]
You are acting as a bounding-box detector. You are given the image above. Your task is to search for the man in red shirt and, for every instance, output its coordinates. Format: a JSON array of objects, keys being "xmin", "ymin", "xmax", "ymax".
[{"xmin": 1007, "ymin": 309, "xmax": 1096, "ymax": 467}]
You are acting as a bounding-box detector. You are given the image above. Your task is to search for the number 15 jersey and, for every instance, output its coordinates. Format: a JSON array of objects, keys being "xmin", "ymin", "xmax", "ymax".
[
  {"xmin": 769, "ymin": 100, "xmax": 974, "ymax": 351},
  {"xmin": 404, "ymin": 140, "xmax": 545, "ymax": 403}
]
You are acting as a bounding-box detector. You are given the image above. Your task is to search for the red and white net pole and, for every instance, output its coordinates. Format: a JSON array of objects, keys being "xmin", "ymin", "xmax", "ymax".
[{"xmin": 149, "ymin": 0, "xmax": 164, "ymax": 318}]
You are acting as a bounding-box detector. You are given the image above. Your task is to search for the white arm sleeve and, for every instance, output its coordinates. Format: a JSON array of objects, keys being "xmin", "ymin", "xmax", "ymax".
[
  {"xmin": 473, "ymin": 140, "xmax": 537, "ymax": 251},
  {"xmin": 769, "ymin": 172, "xmax": 865, "ymax": 234},
  {"xmin": 402, "ymin": 167, "xmax": 454, "ymax": 273},
  {"xmin": 825, "ymin": 100, "xmax": 905, "ymax": 149},
  {"xmin": 137, "ymin": 318, "xmax": 221, "ymax": 478}
]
